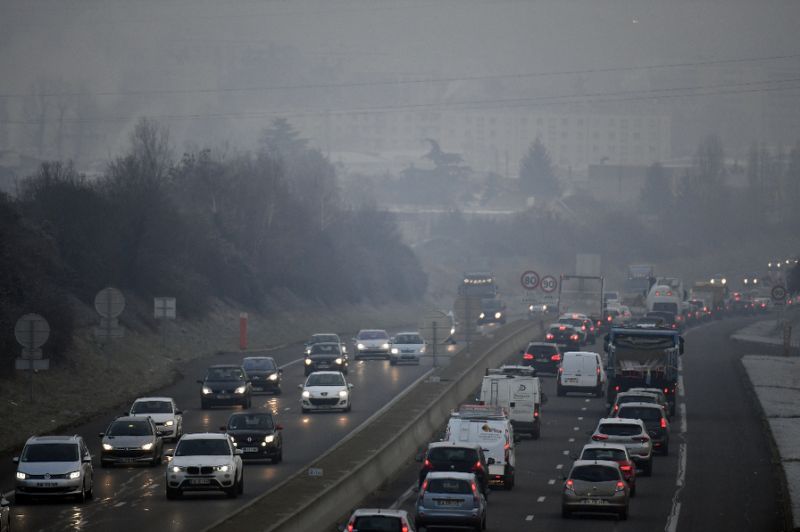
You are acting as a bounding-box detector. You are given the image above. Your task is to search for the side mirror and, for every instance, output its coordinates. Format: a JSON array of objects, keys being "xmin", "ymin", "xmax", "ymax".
[
  {"xmin": 297, "ymin": 384, "xmax": 304, "ymax": 389},
  {"xmin": 82, "ymin": 455, "xmax": 91, "ymax": 463},
  {"xmin": 278, "ymin": 369, "xmax": 283, "ymax": 375},
  {"xmin": 561, "ymin": 474, "xmax": 568, "ymax": 481},
  {"xmin": 0, "ymin": 498, "xmax": 9, "ymax": 507},
  {"xmin": 176, "ymin": 410, "xmax": 183, "ymax": 416},
  {"xmin": 12, "ymin": 457, "xmax": 19, "ymax": 464},
  {"xmin": 276, "ymin": 425, "xmax": 284, "ymax": 431},
  {"xmin": 414, "ymin": 450, "xmax": 425, "ymax": 462},
  {"xmin": 219, "ymin": 426, "xmax": 227, "ymax": 432},
  {"xmin": 348, "ymin": 383, "xmax": 354, "ymax": 389},
  {"xmin": 513, "ymin": 434, "xmax": 521, "ymax": 443},
  {"xmin": 164, "ymin": 449, "xmax": 174, "ymax": 458},
  {"xmin": 487, "ymin": 457, "xmax": 496, "ymax": 465},
  {"xmin": 518, "ymin": 349, "xmax": 524, "ymax": 355},
  {"xmin": 98, "ymin": 433, "xmax": 105, "ymax": 438},
  {"xmin": 569, "ymin": 452, "xmax": 579, "ymax": 460}
]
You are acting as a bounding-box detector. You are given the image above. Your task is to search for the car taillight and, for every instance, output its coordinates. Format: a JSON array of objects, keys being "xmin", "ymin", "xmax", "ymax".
[
  {"xmin": 613, "ymin": 404, "xmax": 619, "ymax": 412},
  {"xmin": 619, "ymin": 464, "xmax": 632, "ymax": 472},
  {"xmin": 559, "ymin": 325, "xmax": 567, "ymax": 331},
  {"xmin": 402, "ymin": 526, "xmax": 409, "ymax": 532},
  {"xmin": 570, "ymin": 334, "xmax": 579, "ymax": 340},
  {"xmin": 614, "ymin": 385, "xmax": 620, "ymax": 391},
  {"xmin": 523, "ymin": 353, "xmax": 534, "ymax": 360},
  {"xmin": 615, "ymin": 481, "xmax": 625, "ymax": 492},
  {"xmin": 633, "ymin": 435, "xmax": 650, "ymax": 443},
  {"xmin": 423, "ymin": 459, "xmax": 432, "ymax": 470},
  {"xmin": 660, "ymin": 417, "xmax": 667, "ymax": 429},
  {"xmin": 550, "ymin": 353, "xmax": 561, "ymax": 361},
  {"xmin": 546, "ymin": 333, "xmax": 555, "ymax": 340},
  {"xmin": 592, "ymin": 434, "xmax": 608, "ymax": 441},
  {"xmin": 534, "ymin": 407, "xmax": 539, "ymax": 418},
  {"xmin": 663, "ymin": 387, "xmax": 669, "ymax": 394},
  {"xmin": 596, "ymin": 366, "xmax": 601, "ymax": 375},
  {"xmin": 348, "ymin": 523, "xmax": 354, "ymax": 532},
  {"xmin": 565, "ymin": 478, "xmax": 575, "ymax": 491},
  {"xmin": 558, "ymin": 367, "xmax": 564, "ymax": 374},
  {"xmin": 472, "ymin": 460, "xmax": 483, "ymax": 471},
  {"xmin": 581, "ymin": 325, "xmax": 586, "ymax": 330}
]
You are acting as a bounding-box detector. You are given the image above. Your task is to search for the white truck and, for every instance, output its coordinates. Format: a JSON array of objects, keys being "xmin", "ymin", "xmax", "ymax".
[{"xmin": 479, "ymin": 366, "xmax": 544, "ymax": 439}]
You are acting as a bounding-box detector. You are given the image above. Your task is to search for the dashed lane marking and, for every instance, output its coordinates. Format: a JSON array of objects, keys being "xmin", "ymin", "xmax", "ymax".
[
  {"xmin": 581, "ymin": 407, "xmax": 587, "ymax": 411},
  {"xmin": 578, "ymin": 416, "xmax": 583, "ymax": 420},
  {"xmin": 678, "ymin": 375, "xmax": 685, "ymax": 397},
  {"xmin": 568, "ymin": 438, "xmax": 575, "ymax": 442},
  {"xmin": 585, "ymin": 399, "xmax": 590, "ymax": 402},
  {"xmin": 679, "ymin": 403, "xmax": 688, "ymax": 434},
  {"xmin": 556, "ymin": 464, "xmax": 563, "ymax": 470},
  {"xmin": 525, "ymin": 515, "xmax": 534, "ymax": 521},
  {"xmin": 114, "ymin": 502, "xmax": 126, "ymax": 507},
  {"xmin": 573, "ymin": 426, "xmax": 579, "ymax": 431},
  {"xmin": 562, "ymin": 450, "xmax": 570, "ymax": 455},
  {"xmin": 537, "ymin": 496, "xmax": 546, "ymax": 503},
  {"xmin": 548, "ymin": 479, "xmax": 555, "ymax": 485}
]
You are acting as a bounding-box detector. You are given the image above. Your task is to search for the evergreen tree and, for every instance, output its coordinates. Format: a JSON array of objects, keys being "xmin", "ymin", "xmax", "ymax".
[
  {"xmin": 640, "ymin": 162, "xmax": 672, "ymax": 215},
  {"xmin": 519, "ymin": 138, "xmax": 559, "ymax": 198}
]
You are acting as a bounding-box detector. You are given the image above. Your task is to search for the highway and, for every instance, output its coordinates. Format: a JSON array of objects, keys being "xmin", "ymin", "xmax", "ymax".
[
  {"xmin": 358, "ymin": 318, "xmax": 785, "ymax": 531},
  {"xmin": 1, "ymin": 334, "xmax": 431, "ymax": 532}
]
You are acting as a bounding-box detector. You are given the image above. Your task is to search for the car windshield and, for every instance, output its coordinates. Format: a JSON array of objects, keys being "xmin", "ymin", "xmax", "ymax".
[
  {"xmin": 107, "ymin": 420, "xmax": 152, "ymax": 436},
  {"xmin": 22, "ymin": 443, "xmax": 80, "ymax": 462},
  {"xmin": 353, "ymin": 516, "xmax": 403, "ymax": 532},
  {"xmin": 428, "ymin": 447, "xmax": 478, "ymax": 463},
  {"xmin": 175, "ymin": 439, "xmax": 230, "ymax": 456},
  {"xmin": 306, "ymin": 373, "xmax": 345, "ymax": 386},
  {"xmin": 243, "ymin": 358, "xmax": 276, "ymax": 371},
  {"xmin": 559, "ymin": 318, "xmax": 583, "ymax": 328},
  {"xmin": 551, "ymin": 325, "xmax": 574, "ymax": 333},
  {"xmin": 527, "ymin": 345, "xmax": 555, "ymax": 355},
  {"xmin": 571, "ymin": 465, "xmax": 620, "ymax": 482},
  {"xmin": 618, "ymin": 407, "xmax": 663, "ymax": 421},
  {"xmin": 227, "ymin": 414, "xmax": 274, "ymax": 430},
  {"xmin": 310, "ymin": 344, "xmax": 340, "ymax": 355},
  {"xmin": 652, "ymin": 302, "xmax": 679, "ymax": 313},
  {"xmin": 358, "ymin": 331, "xmax": 388, "ymax": 340},
  {"xmin": 427, "ymin": 478, "xmax": 472, "ymax": 494},
  {"xmin": 618, "ymin": 395, "xmax": 657, "ymax": 405},
  {"xmin": 599, "ymin": 424, "xmax": 643, "ymax": 436},
  {"xmin": 394, "ymin": 334, "xmax": 422, "ymax": 344},
  {"xmin": 205, "ymin": 367, "xmax": 245, "ymax": 381},
  {"xmin": 581, "ymin": 448, "xmax": 627, "ymax": 461},
  {"xmin": 309, "ymin": 335, "xmax": 338, "ymax": 344},
  {"xmin": 131, "ymin": 400, "xmax": 172, "ymax": 414},
  {"xmin": 482, "ymin": 299, "xmax": 502, "ymax": 310}
]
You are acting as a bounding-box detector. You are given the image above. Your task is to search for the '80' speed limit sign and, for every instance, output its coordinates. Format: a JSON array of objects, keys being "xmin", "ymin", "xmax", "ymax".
[{"xmin": 521, "ymin": 271, "xmax": 540, "ymax": 290}]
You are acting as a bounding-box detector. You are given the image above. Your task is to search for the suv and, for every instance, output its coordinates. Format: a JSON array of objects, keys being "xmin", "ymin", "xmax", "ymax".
[
  {"xmin": 545, "ymin": 324, "xmax": 583, "ymax": 351},
  {"xmin": 615, "ymin": 402, "xmax": 671, "ymax": 455},
  {"xmin": 304, "ymin": 342, "xmax": 348, "ymax": 376},
  {"xmin": 344, "ymin": 509, "xmax": 416, "ymax": 532},
  {"xmin": 99, "ymin": 416, "xmax": 164, "ymax": 467},
  {"xmin": 521, "ymin": 342, "xmax": 562, "ymax": 373},
  {"xmin": 165, "ymin": 433, "xmax": 244, "ymax": 499},
  {"xmin": 198, "ymin": 365, "xmax": 252, "ymax": 409},
  {"xmin": 128, "ymin": 396, "xmax": 183, "ymax": 441},
  {"xmin": 222, "ymin": 412, "xmax": 283, "ymax": 463},
  {"xmin": 242, "ymin": 357, "xmax": 282, "ymax": 394},
  {"xmin": 419, "ymin": 442, "xmax": 489, "ymax": 498},
  {"xmin": 562, "ymin": 460, "xmax": 629, "ymax": 520},
  {"xmin": 14, "ymin": 435, "xmax": 94, "ymax": 503},
  {"xmin": 416, "ymin": 472, "xmax": 487, "ymax": 531},
  {"xmin": 353, "ymin": 329, "xmax": 391, "ymax": 359},
  {"xmin": 610, "ymin": 391, "xmax": 664, "ymax": 417},
  {"xmin": 591, "ymin": 418, "xmax": 653, "ymax": 476}
]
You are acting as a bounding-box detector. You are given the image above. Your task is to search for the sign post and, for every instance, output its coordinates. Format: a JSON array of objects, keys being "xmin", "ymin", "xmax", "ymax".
[
  {"xmin": 239, "ymin": 313, "xmax": 248, "ymax": 351},
  {"xmin": 784, "ymin": 324, "xmax": 793, "ymax": 357},
  {"xmin": 14, "ymin": 313, "xmax": 50, "ymax": 402},
  {"xmin": 94, "ymin": 287, "xmax": 126, "ymax": 369},
  {"xmin": 154, "ymin": 297, "xmax": 177, "ymax": 347},
  {"xmin": 419, "ymin": 309, "xmax": 449, "ymax": 368}
]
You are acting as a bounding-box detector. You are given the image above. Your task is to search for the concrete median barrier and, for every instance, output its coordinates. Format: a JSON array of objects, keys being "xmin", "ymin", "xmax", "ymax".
[{"xmin": 205, "ymin": 319, "xmax": 543, "ymax": 532}]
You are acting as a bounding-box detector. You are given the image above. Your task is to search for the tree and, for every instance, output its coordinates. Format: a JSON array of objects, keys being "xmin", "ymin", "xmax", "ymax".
[
  {"xmin": 640, "ymin": 162, "xmax": 672, "ymax": 215},
  {"xmin": 519, "ymin": 138, "xmax": 559, "ymax": 198},
  {"xmin": 787, "ymin": 143, "xmax": 800, "ymax": 223},
  {"xmin": 258, "ymin": 118, "xmax": 308, "ymax": 160}
]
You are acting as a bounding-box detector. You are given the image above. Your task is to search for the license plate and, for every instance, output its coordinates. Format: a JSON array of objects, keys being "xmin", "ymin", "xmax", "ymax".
[
  {"xmin": 118, "ymin": 458, "xmax": 137, "ymax": 463},
  {"xmin": 217, "ymin": 394, "xmax": 230, "ymax": 399},
  {"xmin": 581, "ymin": 499, "xmax": 608, "ymax": 505},
  {"xmin": 242, "ymin": 447, "xmax": 259, "ymax": 453},
  {"xmin": 36, "ymin": 482, "xmax": 57, "ymax": 487},
  {"xmin": 564, "ymin": 378, "xmax": 578, "ymax": 383},
  {"xmin": 434, "ymin": 499, "xmax": 460, "ymax": 506},
  {"xmin": 189, "ymin": 478, "xmax": 211, "ymax": 485}
]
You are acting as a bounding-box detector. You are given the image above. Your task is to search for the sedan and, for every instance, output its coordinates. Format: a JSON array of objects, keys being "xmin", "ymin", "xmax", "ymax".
[{"xmin": 390, "ymin": 332, "xmax": 425, "ymax": 365}]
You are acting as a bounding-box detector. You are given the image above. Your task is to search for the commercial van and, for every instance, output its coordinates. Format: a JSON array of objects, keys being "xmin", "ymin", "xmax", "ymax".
[
  {"xmin": 444, "ymin": 405, "xmax": 516, "ymax": 490},
  {"xmin": 557, "ymin": 351, "xmax": 606, "ymax": 397},
  {"xmin": 479, "ymin": 366, "xmax": 544, "ymax": 439}
]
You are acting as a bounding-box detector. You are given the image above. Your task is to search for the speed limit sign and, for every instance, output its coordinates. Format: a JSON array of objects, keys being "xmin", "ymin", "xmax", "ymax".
[
  {"xmin": 540, "ymin": 275, "xmax": 558, "ymax": 293},
  {"xmin": 521, "ymin": 271, "xmax": 540, "ymax": 290}
]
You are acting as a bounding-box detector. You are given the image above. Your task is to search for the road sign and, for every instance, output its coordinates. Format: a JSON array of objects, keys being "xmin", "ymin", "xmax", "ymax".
[
  {"xmin": 540, "ymin": 275, "xmax": 558, "ymax": 293},
  {"xmin": 14, "ymin": 314, "xmax": 50, "ymax": 349},
  {"xmin": 15, "ymin": 359, "xmax": 49, "ymax": 371},
  {"xmin": 95, "ymin": 287, "xmax": 126, "ymax": 318},
  {"xmin": 772, "ymin": 285, "xmax": 787, "ymax": 303},
  {"xmin": 520, "ymin": 270, "xmax": 540, "ymax": 290},
  {"xmin": 154, "ymin": 297, "xmax": 177, "ymax": 319}
]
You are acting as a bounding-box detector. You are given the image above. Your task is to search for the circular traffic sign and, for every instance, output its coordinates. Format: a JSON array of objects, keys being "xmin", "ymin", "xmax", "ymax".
[
  {"xmin": 772, "ymin": 285, "xmax": 787, "ymax": 302},
  {"xmin": 520, "ymin": 270, "xmax": 540, "ymax": 290},
  {"xmin": 94, "ymin": 287, "xmax": 126, "ymax": 318},
  {"xmin": 14, "ymin": 313, "xmax": 50, "ymax": 349},
  {"xmin": 540, "ymin": 275, "xmax": 558, "ymax": 293}
]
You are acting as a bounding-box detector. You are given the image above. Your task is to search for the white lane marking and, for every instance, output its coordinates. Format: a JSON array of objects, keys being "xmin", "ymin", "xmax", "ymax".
[
  {"xmin": 556, "ymin": 464, "xmax": 563, "ymax": 470},
  {"xmin": 562, "ymin": 450, "xmax": 569, "ymax": 455},
  {"xmin": 585, "ymin": 399, "xmax": 590, "ymax": 402},
  {"xmin": 280, "ymin": 358, "xmax": 305, "ymax": 369},
  {"xmin": 537, "ymin": 496, "xmax": 546, "ymax": 503},
  {"xmin": 581, "ymin": 407, "xmax": 587, "ymax": 411},
  {"xmin": 678, "ymin": 356, "xmax": 683, "ymax": 372},
  {"xmin": 284, "ymin": 407, "xmax": 291, "ymax": 411},
  {"xmin": 114, "ymin": 502, "xmax": 126, "ymax": 507},
  {"xmin": 525, "ymin": 515, "xmax": 534, "ymax": 521},
  {"xmin": 573, "ymin": 426, "xmax": 579, "ymax": 431},
  {"xmin": 568, "ymin": 438, "xmax": 575, "ymax": 443},
  {"xmin": 150, "ymin": 484, "xmax": 159, "ymax": 489},
  {"xmin": 676, "ymin": 442, "xmax": 687, "ymax": 487},
  {"xmin": 666, "ymin": 443, "xmax": 688, "ymax": 532},
  {"xmin": 578, "ymin": 416, "xmax": 583, "ymax": 420},
  {"xmin": 679, "ymin": 403, "xmax": 688, "ymax": 434},
  {"xmin": 390, "ymin": 484, "xmax": 417, "ymax": 510},
  {"xmin": 548, "ymin": 479, "xmax": 555, "ymax": 485},
  {"xmin": 678, "ymin": 375, "xmax": 685, "ymax": 397}
]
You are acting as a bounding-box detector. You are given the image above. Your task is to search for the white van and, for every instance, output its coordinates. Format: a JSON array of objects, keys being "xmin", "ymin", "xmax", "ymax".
[
  {"xmin": 480, "ymin": 366, "xmax": 543, "ymax": 439},
  {"xmin": 557, "ymin": 351, "xmax": 606, "ymax": 397},
  {"xmin": 444, "ymin": 405, "xmax": 516, "ymax": 490}
]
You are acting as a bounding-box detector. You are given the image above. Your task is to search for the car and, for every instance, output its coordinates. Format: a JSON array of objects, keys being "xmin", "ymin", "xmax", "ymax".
[
  {"xmin": 304, "ymin": 342, "xmax": 348, "ymax": 375},
  {"xmin": 557, "ymin": 315, "xmax": 591, "ymax": 343},
  {"xmin": 305, "ymin": 333, "xmax": 349, "ymax": 358},
  {"xmin": 614, "ymin": 402, "xmax": 671, "ymax": 455},
  {"xmin": 14, "ymin": 435, "xmax": 94, "ymax": 503},
  {"xmin": 544, "ymin": 323, "xmax": 583, "ymax": 351},
  {"xmin": 418, "ymin": 441, "xmax": 490, "ymax": 499},
  {"xmin": 629, "ymin": 316, "xmax": 666, "ymax": 328},
  {"xmin": 299, "ymin": 371, "xmax": 353, "ymax": 413},
  {"xmin": 128, "ymin": 396, "xmax": 183, "ymax": 441},
  {"xmin": 527, "ymin": 302, "xmax": 554, "ymax": 319},
  {"xmin": 561, "ymin": 460, "xmax": 630, "ymax": 520},
  {"xmin": 165, "ymin": 433, "xmax": 244, "ymax": 499},
  {"xmin": 99, "ymin": 416, "xmax": 164, "ymax": 467},
  {"xmin": 0, "ymin": 497, "xmax": 9, "ymax": 532},
  {"xmin": 626, "ymin": 387, "xmax": 671, "ymax": 418},
  {"xmin": 415, "ymin": 472, "xmax": 487, "ymax": 531},
  {"xmin": 521, "ymin": 341, "xmax": 562, "ymax": 374},
  {"xmin": 222, "ymin": 412, "xmax": 283, "ymax": 463},
  {"xmin": 591, "ymin": 418, "xmax": 653, "ymax": 476},
  {"xmin": 557, "ymin": 351, "xmax": 606, "ymax": 397},
  {"xmin": 610, "ymin": 390, "xmax": 666, "ymax": 418},
  {"xmin": 390, "ymin": 332, "xmax": 426, "ymax": 365},
  {"xmin": 353, "ymin": 329, "xmax": 391, "ymax": 359},
  {"xmin": 753, "ymin": 297, "xmax": 771, "ymax": 312},
  {"xmin": 343, "ymin": 508, "xmax": 416, "ymax": 532},
  {"xmin": 198, "ymin": 364, "xmax": 252, "ymax": 409},
  {"xmin": 242, "ymin": 356, "xmax": 282, "ymax": 394},
  {"xmin": 578, "ymin": 443, "xmax": 637, "ymax": 497},
  {"xmin": 478, "ymin": 298, "xmax": 506, "ymax": 325}
]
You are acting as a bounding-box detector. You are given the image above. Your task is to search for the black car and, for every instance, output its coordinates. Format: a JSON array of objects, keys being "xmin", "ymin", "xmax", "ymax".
[
  {"xmin": 419, "ymin": 442, "xmax": 490, "ymax": 498},
  {"xmin": 305, "ymin": 333, "xmax": 349, "ymax": 359},
  {"xmin": 616, "ymin": 403, "xmax": 670, "ymax": 455},
  {"xmin": 304, "ymin": 342, "xmax": 348, "ymax": 376},
  {"xmin": 198, "ymin": 365, "xmax": 252, "ymax": 409},
  {"xmin": 522, "ymin": 342, "xmax": 562, "ymax": 374},
  {"xmin": 478, "ymin": 298, "xmax": 507, "ymax": 325},
  {"xmin": 242, "ymin": 356, "xmax": 282, "ymax": 395},
  {"xmin": 544, "ymin": 324, "xmax": 582, "ymax": 351},
  {"xmin": 221, "ymin": 412, "xmax": 283, "ymax": 463}
]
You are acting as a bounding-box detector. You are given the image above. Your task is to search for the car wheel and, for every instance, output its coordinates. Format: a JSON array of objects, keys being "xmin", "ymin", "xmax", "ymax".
[
  {"xmin": 274, "ymin": 387, "xmax": 282, "ymax": 396},
  {"xmin": 301, "ymin": 407, "xmax": 309, "ymax": 414},
  {"xmin": 561, "ymin": 506, "xmax": 571, "ymax": 519},
  {"xmin": 556, "ymin": 383, "xmax": 565, "ymax": 397},
  {"xmin": 100, "ymin": 460, "xmax": 110, "ymax": 468},
  {"xmin": 643, "ymin": 458, "xmax": 653, "ymax": 477},
  {"xmin": 77, "ymin": 480, "xmax": 87, "ymax": 503},
  {"xmin": 86, "ymin": 476, "xmax": 94, "ymax": 499},
  {"xmin": 14, "ymin": 493, "xmax": 27, "ymax": 504},
  {"xmin": 274, "ymin": 448, "xmax": 283, "ymax": 464},
  {"xmin": 166, "ymin": 487, "xmax": 181, "ymax": 500},
  {"xmin": 201, "ymin": 399, "xmax": 209, "ymax": 410},
  {"xmin": 151, "ymin": 453, "xmax": 161, "ymax": 467},
  {"xmin": 237, "ymin": 471, "xmax": 244, "ymax": 495},
  {"xmin": 345, "ymin": 402, "xmax": 352, "ymax": 413},
  {"xmin": 630, "ymin": 483, "xmax": 637, "ymax": 497},
  {"xmin": 662, "ymin": 440, "xmax": 670, "ymax": 456},
  {"xmin": 619, "ymin": 506, "xmax": 629, "ymax": 520}
]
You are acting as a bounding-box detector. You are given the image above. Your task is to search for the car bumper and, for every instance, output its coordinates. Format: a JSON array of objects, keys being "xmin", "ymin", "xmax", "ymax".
[
  {"xmin": 201, "ymin": 394, "xmax": 248, "ymax": 405},
  {"xmin": 234, "ymin": 444, "xmax": 280, "ymax": 459},
  {"xmin": 302, "ymin": 399, "xmax": 349, "ymax": 411},
  {"xmin": 102, "ymin": 450, "xmax": 157, "ymax": 464},
  {"xmin": 562, "ymin": 492, "xmax": 627, "ymax": 513},
  {"xmin": 528, "ymin": 360, "xmax": 559, "ymax": 373},
  {"xmin": 167, "ymin": 474, "xmax": 234, "ymax": 492},
  {"xmin": 559, "ymin": 380, "xmax": 600, "ymax": 392},
  {"xmin": 415, "ymin": 508, "xmax": 483, "ymax": 527},
  {"xmin": 250, "ymin": 380, "xmax": 281, "ymax": 392},
  {"xmin": 355, "ymin": 348, "xmax": 390, "ymax": 357},
  {"xmin": 305, "ymin": 363, "xmax": 347, "ymax": 373},
  {"xmin": 390, "ymin": 353, "xmax": 421, "ymax": 364},
  {"xmin": 511, "ymin": 419, "xmax": 540, "ymax": 434},
  {"xmin": 16, "ymin": 478, "xmax": 83, "ymax": 497}
]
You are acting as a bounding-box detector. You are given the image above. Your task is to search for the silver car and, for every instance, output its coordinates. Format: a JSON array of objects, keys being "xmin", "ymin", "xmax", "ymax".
[
  {"xmin": 562, "ymin": 460, "xmax": 630, "ymax": 520},
  {"xmin": 591, "ymin": 418, "xmax": 653, "ymax": 476},
  {"xmin": 353, "ymin": 329, "xmax": 391, "ymax": 359},
  {"xmin": 100, "ymin": 416, "xmax": 164, "ymax": 467},
  {"xmin": 415, "ymin": 472, "xmax": 487, "ymax": 531},
  {"xmin": 390, "ymin": 332, "xmax": 425, "ymax": 365},
  {"xmin": 14, "ymin": 435, "xmax": 94, "ymax": 503}
]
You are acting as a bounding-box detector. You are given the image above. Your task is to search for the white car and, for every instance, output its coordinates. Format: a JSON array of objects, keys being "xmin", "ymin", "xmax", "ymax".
[
  {"xmin": 299, "ymin": 371, "xmax": 353, "ymax": 413},
  {"xmin": 129, "ymin": 396, "xmax": 183, "ymax": 441},
  {"xmin": 14, "ymin": 435, "xmax": 94, "ymax": 503},
  {"xmin": 390, "ymin": 332, "xmax": 425, "ymax": 365},
  {"xmin": 165, "ymin": 433, "xmax": 243, "ymax": 499},
  {"xmin": 353, "ymin": 329, "xmax": 391, "ymax": 359}
]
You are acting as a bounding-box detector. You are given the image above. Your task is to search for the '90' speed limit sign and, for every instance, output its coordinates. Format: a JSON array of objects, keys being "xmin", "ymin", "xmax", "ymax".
[
  {"xmin": 521, "ymin": 271, "xmax": 540, "ymax": 290},
  {"xmin": 540, "ymin": 275, "xmax": 558, "ymax": 293}
]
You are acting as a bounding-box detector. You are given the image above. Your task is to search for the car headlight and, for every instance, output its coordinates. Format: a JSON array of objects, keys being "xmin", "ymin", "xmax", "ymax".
[
  {"xmin": 268, "ymin": 373, "xmax": 279, "ymax": 381},
  {"xmin": 357, "ymin": 343, "xmax": 366, "ymax": 350},
  {"xmin": 391, "ymin": 348, "xmax": 399, "ymax": 355},
  {"xmin": 171, "ymin": 465, "xmax": 185, "ymax": 473},
  {"xmin": 102, "ymin": 443, "xmax": 113, "ymax": 451},
  {"xmin": 381, "ymin": 343, "xmax": 390, "ymax": 349},
  {"xmin": 302, "ymin": 390, "xmax": 310, "ymax": 398},
  {"xmin": 214, "ymin": 465, "xmax": 230, "ymax": 472},
  {"xmin": 479, "ymin": 312, "xmax": 485, "ymax": 319},
  {"xmin": 342, "ymin": 346, "xmax": 347, "ymax": 353},
  {"xmin": 495, "ymin": 312, "xmax": 502, "ymax": 319},
  {"xmin": 141, "ymin": 442, "xmax": 154, "ymax": 451},
  {"xmin": 304, "ymin": 358, "xmax": 312, "ymax": 365},
  {"xmin": 68, "ymin": 471, "xmax": 81, "ymax": 480},
  {"xmin": 339, "ymin": 390, "xmax": 348, "ymax": 398},
  {"xmin": 16, "ymin": 471, "xmax": 26, "ymax": 480},
  {"xmin": 450, "ymin": 327, "xmax": 455, "ymax": 335},
  {"xmin": 202, "ymin": 386, "xmax": 212, "ymax": 395},
  {"xmin": 335, "ymin": 358, "xmax": 343, "ymax": 365},
  {"xmin": 264, "ymin": 435, "xmax": 275, "ymax": 443},
  {"xmin": 234, "ymin": 386, "xmax": 246, "ymax": 394},
  {"xmin": 305, "ymin": 348, "xmax": 311, "ymax": 355},
  {"xmin": 165, "ymin": 420, "xmax": 174, "ymax": 426},
  {"xmin": 419, "ymin": 345, "xmax": 426, "ymax": 353}
]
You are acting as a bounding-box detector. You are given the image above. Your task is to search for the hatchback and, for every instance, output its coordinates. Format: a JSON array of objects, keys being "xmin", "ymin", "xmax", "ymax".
[
  {"xmin": 521, "ymin": 342, "xmax": 562, "ymax": 374},
  {"xmin": 415, "ymin": 472, "xmax": 487, "ymax": 531},
  {"xmin": 344, "ymin": 508, "xmax": 415, "ymax": 532},
  {"xmin": 578, "ymin": 443, "xmax": 637, "ymax": 496},
  {"xmin": 562, "ymin": 460, "xmax": 629, "ymax": 520}
]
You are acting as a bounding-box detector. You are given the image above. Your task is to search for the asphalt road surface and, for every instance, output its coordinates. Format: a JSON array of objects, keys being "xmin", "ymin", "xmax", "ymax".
[
  {"xmin": 1, "ymin": 333, "xmax": 431, "ymax": 532},
  {"xmin": 362, "ymin": 318, "xmax": 786, "ymax": 531}
]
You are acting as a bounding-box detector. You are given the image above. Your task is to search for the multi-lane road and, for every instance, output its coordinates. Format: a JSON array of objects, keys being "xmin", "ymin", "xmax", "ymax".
[
  {"xmin": 358, "ymin": 318, "xmax": 786, "ymax": 531},
  {"xmin": 1, "ymin": 334, "xmax": 431, "ymax": 532}
]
